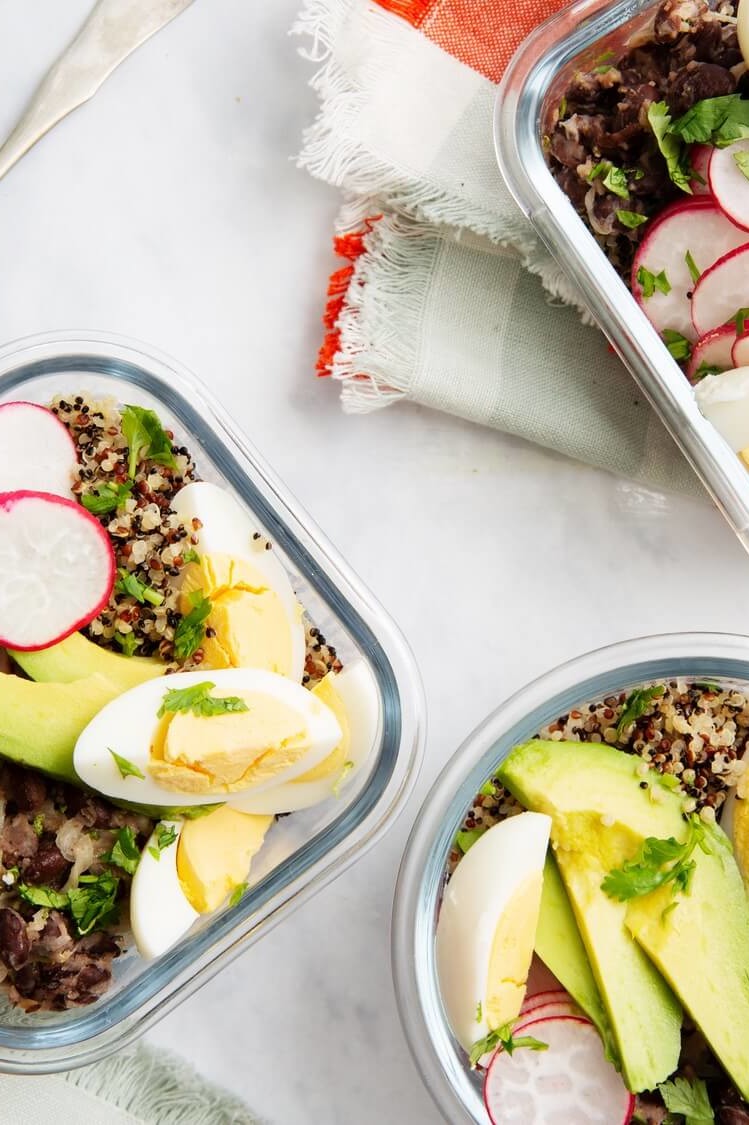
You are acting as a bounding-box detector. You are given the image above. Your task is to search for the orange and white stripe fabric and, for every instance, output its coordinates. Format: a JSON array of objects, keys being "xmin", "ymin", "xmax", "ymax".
[{"xmin": 293, "ymin": 1, "xmax": 698, "ymax": 494}]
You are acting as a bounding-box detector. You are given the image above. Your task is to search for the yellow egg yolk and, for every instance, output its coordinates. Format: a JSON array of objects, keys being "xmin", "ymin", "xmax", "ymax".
[
  {"xmin": 483, "ymin": 871, "xmax": 543, "ymax": 1031},
  {"xmin": 149, "ymin": 688, "xmax": 311, "ymax": 794},
  {"xmin": 293, "ymin": 673, "xmax": 351, "ymax": 785},
  {"xmin": 176, "ymin": 806, "xmax": 273, "ymax": 913},
  {"xmin": 180, "ymin": 553, "xmax": 293, "ymax": 676}
]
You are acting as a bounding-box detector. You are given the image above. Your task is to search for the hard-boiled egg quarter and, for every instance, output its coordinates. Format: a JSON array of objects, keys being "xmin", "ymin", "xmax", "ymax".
[
  {"xmin": 435, "ymin": 811, "xmax": 551, "ymax": 1052},
  {"xmin": 173, "ymin": 481, "xmax": 306, "ymax": 681},
  {"xmin": 131, "ymin": 807, "xmax": 272, "ymax": 960},
  {"xmin": 73, "ymin": 667, "xmax": 342, "ymax": 807},
  {"xmin": 229, "ymin": 661, "xmax": 380, "ymax": 814}
]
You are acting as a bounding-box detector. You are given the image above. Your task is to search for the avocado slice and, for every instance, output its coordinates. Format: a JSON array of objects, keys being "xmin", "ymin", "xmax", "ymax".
[
  {"xmin": 9, "ymin": 631, "xmax": 162, "ymax": 691},
  {"xmin": 499, "ymin": 740, "xmax": 683, "ymax": 1093},
  {"xmin": 536, "ymin": 853, "xmax": 619, "ymax": 1066},
  {"xmin": 0, "ymin": 671, "xmax": 122, "ymax": 783},
  {"xmin": 626, "ymin": 822, "xmax": 749, "ymax": 1101}
]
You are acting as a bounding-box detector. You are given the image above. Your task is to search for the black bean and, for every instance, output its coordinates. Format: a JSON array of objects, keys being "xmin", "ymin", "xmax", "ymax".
[
  {"xmin": 0, "ymin": 909, "xmax": 30, "ymax": 970},
  {"xmin": 23, "ymin": 840, "xmax": 70, "ymax": 887}
]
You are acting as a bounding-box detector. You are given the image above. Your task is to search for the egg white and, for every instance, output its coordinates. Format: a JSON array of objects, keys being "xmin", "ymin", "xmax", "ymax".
[
  {"xmin": 229, "ymin": 661, "xmax": 380, "ymax": 814},
  {"xmin": 73, "ymin": 667, "xmax": 342, "ymax": 807},
  {"xmin": 173, "ymin": 481, "xmax": 306, "ymax": 681},
  {"xmin": 435, "ymin": 811, "xmax": 551, "ymax": 1052},
  {"xmin": 129, "ymin": 820, "xmax": 198, "ymax": 960}
]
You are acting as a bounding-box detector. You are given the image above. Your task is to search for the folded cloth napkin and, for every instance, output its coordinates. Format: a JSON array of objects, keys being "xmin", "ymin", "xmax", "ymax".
[
  {"xmin": 0, "ymin": 1043, "xmax": 257, "ymax": 1124},
  {"xmin": 293, "ymin": 0, "xmax": 700, "ymax": 497}
]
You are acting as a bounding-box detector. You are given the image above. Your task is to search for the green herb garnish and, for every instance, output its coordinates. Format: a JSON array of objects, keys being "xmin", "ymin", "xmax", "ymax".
[
  {"xmin": 658, "ymin": 1076, "xmax": 715, "ymax": 1123},
  {"xmin": 121, "ymin": 404, "xmax": 177, "ymax": 480},
  {"xmin": 588, "ymin": 160, "xmax": 629, "ymax": 198},
  {"xmin": 616, "ymin": 685, "xmax": 664, "ymax": 735},
  {"xmin": 115, "ymin": 568, "xmax": 164, "ymax": 607},
  {"xmin": 146, "ymin": 823, "xmax": 178, "ymax": 861},
  {"xmin": 469, "ymin": 1022, "xmax": 548, "ymax": 1068},
  {"xmin": 475, "ymin": 1001, "xmax": 483, "ymax": 1023},
  {"xmin": 68, "ymin": 872, "xmax": 120, "ymax": 936},
  {"xmin": 157, "ymin": 681, "xmax": 248, "ymax": 720},
  {"xmin": 173, "ymin": 590, "xmax": 212, "ymax": 663},
  {"xmin": 734, "ymin": 150, "xmax": 749, "ymax": 182},
  {"xmin": 455, "ymin": 827, "xmax": 487, "ymax": 854},
  {"xmin": 685, "ymin": 249, "xmax": 701, "ymax": 285},
  {"xmin": 108, "ymin": 748, "xmax": 145, "ymax": 781},
  {"xmin": 636, "ymin": 266, "xmax": 671, "ymax": 299},
  {"xmin": 671, "ymin": 94, "xmax": 749, "ymax": 147},
  {"xmin": 616, "ymin": 209, "xmax": 648, "ymax": 229},
  {"xmin": 558, "ymin": 95, "xmax": 567, "ymax": 120},
  {"xmin": 81, "ymin": 480, "xmax": 134, "ymax": 516},
  {"xmin": 734, "ymin": 307, "xmax": 749, "ymax": 334},
  {"xmin": 16, "ymin": 884, "xmax": 70, "ymax": 911},
  {"xmin": 662, "ymin": 330, "xmax": 691, "ymax": 362},
  {"xmin": 114, "ymin": 632, "xmax": 140, "ymax": 657},
  {"xmin": 694, "ymin": 362, "xmax": 724, "ymax": 380},
  {"xmin": 181, "ymin": 548, "xmax": 201, "ymax": 565},
  {"xmin": 32, "ymin": 813, "xmax": 44, "ymax": 837},
  {"xmin": 229, "ymin": 882, "xmax": 248, "ymax": 908},
  {"xmin": 647, "ymin": 102, "xmax": 693, "ymax": 192},
  {"xmin": 104, "ymin": 827, "xmax": 141, "ymax": 875},
  {"xmin": 601, "ymin": 816, "xmax": 711, "ymax": 903},
  {"xmin": 479, "ymin": 780, "xmax": 497, "ymax": 797}
]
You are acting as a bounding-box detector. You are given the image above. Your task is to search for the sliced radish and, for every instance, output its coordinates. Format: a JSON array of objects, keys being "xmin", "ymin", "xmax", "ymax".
[
  {"xmin": 733, "ymin": 332, "xmax": 749, "ymax": 368},
  {"xmin": 689, "ymin": 143, "xmax": 713, "ymax": 196},
  {"xmin": 483, "ymin": 1015, "xmax": 634, "ymax": 1125},
  {"xmin": 709, "ymin": 139, "xmax": 749, "ymax": 231},
  {"xmin": 516, "ymin": 999, "xmax": 580, "ymax": 1028},
  {"xmin": 0, "ymin": 402, "xmax": 78, "ymax": 498},
  {"xmin": 520, "ymin": 989, "xmax": 570, "ymax": 1015},
  {"xmin": 692, "ymin": 244, "xmax": 749, "ymax": 338},
  {"xmin": 0, "ymin": 491, "xmax": 115, "ymax": 650},
  {"xmin": 632, "ymin": 199, "xmax": 748, "ymax": 341},
  {"xmin": 686, "ymin": 324, "xmax": 736, "ymax": 383}
]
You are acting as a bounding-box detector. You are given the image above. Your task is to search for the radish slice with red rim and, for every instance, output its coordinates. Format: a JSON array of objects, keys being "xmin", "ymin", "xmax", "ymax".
[
  {"xmin": 515, "ymin": 999, "xmax": 580, "ymax": 1028},
  {"xmin": 520, "ymin": 989, "xmax": 570, "ymax": 1015},
  {"xmin": 733, "ymin": 333, "xmax": 749, "ymax": 368},
  {"xmin": 686, "ymin": 324, "xmax": 736, "ymax": 383},
  {"xmin": 689, "ymin": 143, "xmax": 712, "ymax": 196},
  {"xmin": 483, "ymin": 1015, "xmax": 634, "ymax": 1125},
  {"xmin": 709, "ymin": 139, "xmax": 749, "ymax": 232},
  {"xmin": 0, "ymin": 402, "xmax": 78, "ymax": 498},
  {"xmin": 0, "ymin": 490, "xmax": 115, "ymax": 650},
  {"xmin": 692, "ymin": 244, "xmax": 749, "ymax": 338},
  {"xmin": 632, "ymin": 199, "xmax": 748, "ymax": 342}
]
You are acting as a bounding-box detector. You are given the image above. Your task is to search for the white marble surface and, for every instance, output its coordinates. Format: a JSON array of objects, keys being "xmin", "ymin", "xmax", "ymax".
[{"xmin": 2, "ymin": 2, "xmax": 749, "ymax": 1122}]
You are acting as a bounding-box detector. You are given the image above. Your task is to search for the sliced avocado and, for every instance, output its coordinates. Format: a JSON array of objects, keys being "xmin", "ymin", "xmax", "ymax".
[
  {"xmin": 9, "ymin": 631, "xmax": 162, "ymax": 692},
  {"xmin": 536, "ymin": 853, "xmax": 619, "ymax": 1066},
  {"xmin": 0, "ymin": 671, "xmax": 122, "ymax": 783},
  {"xmin": 626, "ymin": 822, "xmax": 749, "ymax": 1101},
  {"xmin": 499, "ymin": 740, "xmax": 683, "ymax": 1093}
]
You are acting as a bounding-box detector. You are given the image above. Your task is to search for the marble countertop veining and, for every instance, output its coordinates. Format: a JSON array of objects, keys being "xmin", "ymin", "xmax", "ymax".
[{"xmin": 1, "ymin": 2, "xmax": 749, "ymax": 1122}]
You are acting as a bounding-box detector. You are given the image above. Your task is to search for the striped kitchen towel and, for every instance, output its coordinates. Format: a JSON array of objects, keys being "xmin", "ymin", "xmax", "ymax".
[{"xmin": 293, "ymin": 0, "xmax": 699, "ymax": 496}]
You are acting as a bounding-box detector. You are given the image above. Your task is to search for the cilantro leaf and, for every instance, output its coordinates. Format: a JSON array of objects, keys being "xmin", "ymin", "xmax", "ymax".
[
  {"xmin": 636, "ymin": 266, "xmax": 671, "ymax": 299},
  {"xmin": 469, "ymin": 1022, "xmax": 548, "ymax": 1068},
  {"xmin": 229, "ymin": 882, "xmax": 248, "ymax": 908},
  {"xmin": 734, "ymin": 307, "xmax": 749, "ymax": 334},
  {"xmin": 616, "ymin": 685, "xmax": 664, "ymax": 735},
  {"xmin": 658, "ymin": 1076, "xmax": 715, "ymax": 1123},
  {"xmin": 662, "ymin": 330, "xmax": 691, "ymax": 362},
  {"xmin": 181, "ymin": 548, "xmax": 200, "ymax": 565},
  {"xmin": 114, "ymin": 632, "xmax": 140, "ymax": 657},
  {"xmin": 456, "ymin": 827, "xmax": 486, "ymax": 854},
  {"xmin": 173, "ymin": 590, "xmax": 212, "ymax": 663},
  {"xmin": 694, "ymin": 361, "xmax": 725, "ymax": 380},
  {"xmin": 121, "ymin": 404, "xmax": 177, "ymax": 480},
  {"xmin": 32, "ymin": 813, "xmax": 44, "ymax": 837},
  {"xmin": 104, "ymin": 826, "xmax": 141, "ymax": 875},
  {"xmin": 685, "ymin": 249, "xmax": 701, "ymax": 285},
  {"xmin": 16, "ymin": 883, "xmax": 70, "ymax": 911},
  {"xmin": 108, "ymin": 748, "xmax": 145, "ymax": 781},
  {"xmin": 476, "ymin": 1001, "xmax": 483, "ymax": 1023},
  {"xmin": 588, "ymin": 160, "xmax": 629, "ymax": 198},
  {"xmin": 147, "ymin": 845, "xmax": 160, "ymax": 861},
  {"xmin": 81, "ymin": 480, "xmax": 134, "ymax": 516},
  {"xmin": 616, "ymin": 209, "xmax": 648, "ymax": 229},
  {"xmin": 602, "ymin": 816, "xmax": 710, "ymax": 903},
  {"xmin": 735, "ymin": 150, "xmax": 749, "ymax": 182},
  {"xmin": 647, "ymin": 102, "xmax": 692, "ymax": 192},
  {"xmin": 115, "ymin": 568, "xmax": 164, "ymax": 607},
  {"xmin": 157, "ymin": 681, "xmax": 248, "ymax": 719},
  {"xmin": 68, "ymin": 872, "xmax": 119, "ymax": 936},
  {"xmin": 155, "ymin": 824, "xmax": 178, "ymax": 851},
  {"xmin": 671, "ymin": 94, "xmax": 749, "ymax": 147}
]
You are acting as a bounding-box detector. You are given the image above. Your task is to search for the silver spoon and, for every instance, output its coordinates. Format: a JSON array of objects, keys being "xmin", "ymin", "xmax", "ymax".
[{"xmin": 0, "ymin": 0, "xmax": 195, "ymax": 183}]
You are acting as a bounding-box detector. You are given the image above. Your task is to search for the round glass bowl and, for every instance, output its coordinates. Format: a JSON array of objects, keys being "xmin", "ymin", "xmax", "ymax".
[{"xmin": 392, "ymin": 632, "xmax": 749, "ymax": 1124}]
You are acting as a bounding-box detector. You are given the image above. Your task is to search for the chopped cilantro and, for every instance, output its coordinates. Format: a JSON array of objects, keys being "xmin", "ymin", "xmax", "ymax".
[
  {"xmin": 155, "ymin": 824, "xmax": 178, "ymax": 851},
  {"xmin": 662, "ymin": 330, "xmax": 691, "ymax": 362},
  {"xmin": 157, "ymin": 681, "xmax": 248, "ymax": 720},
  {"xmin": 68, "ymin": 872, "xmax": 119, "ymax": 935},
  {"xmin": 636, "ymin": 266, "xmax": 671, "ymax": 299},
  {"xmin": 469, "ymin": 1021, "xmax": 548, "ymax": 1069},
  {"xmin": 734, "ymin": 150, "xmax": 749, "ymax": 181},
  {"xmin": 108, "ymin": 748, "xmax": 145, "ymax": 781},
  {"xmin": 592, "ymin": 63, "xmax": 613, "ymax": 74},
  {"xmin": 81, "ymin": 480, "xmax": 133, "ymax": 516},
  {"xmin": 114, "ymin": 631, "xmax": 140, "ymax": 657},
  {"xmin": 333, "ymin": 760, "xmax": 355, "ymax": 797},
  {"xmin": 647, "ymin": 102, "xmax": 693, "ymax": 192},
  {"xmin": 616, "ymin": 685, "xmax": 664, "ymax": 735},
  {"xmin": 694, "ymin": 361, "xmax": 724, "ymax": 380},
  {"xmin": 173, "ymin": 590, "xmax": 212, "ymax": 663},
  {"xmin": 32, "ymin": 813, "xmax": 44, "ymax": 837},
  {"xmin": 105, "ymin": 827, "xmax": 141, "ymax": 875},
  {"xmin": 685, "ymin": 249, "xmax": 701, "ymax": 284},
  {"xmin": 16, "ymin": 883, "xmax": 70, "ymax": 911},
  {"xmin": 229, "ymin": 882, "xmax": 248, "ymax": 908},
  {"xmin": 588, "ymin": 160, "xmax": 629, "ymax": 198},
  {"xmin": 616, "ymin": 209, "xmax": 648, "ymax": 229},
  {"xmin": 734, "ymin": 307, "xmax": 749, "ymax": 334},
  {"xmin": 115, "ymin": 568, "xmax": 164, "ymax": 607},
  {"xmin": 181, "ymin": 548, "xmax": 201, "ymax": 565},
  {"xmin": 558, "ymin": 95, "xmax": 567, "ymax": 120},
  {"xmin": 121, "ymin": 404, "xmax": 177, "ymax": 480},
  {"xmin": 456, "ymin": 827, "xmax": 486, "ymax": 854},
  {"xmin": 147, "ymin": 846, "xmax": 160, "ymax": 861},
  {"xmin": 658, "ymin": 1076, "xmax": 715, "ymax": 1123},
  {"xmin": 671, "ymin": 94, "xmax": 749, "ymax": 147},
  {"xmin": 475, "ymin": 1001, "xmax": 483, "ymax": 1023},
  {"xmin": 602, "ymin": 816, "xmax": 710, "ymax": 903}
]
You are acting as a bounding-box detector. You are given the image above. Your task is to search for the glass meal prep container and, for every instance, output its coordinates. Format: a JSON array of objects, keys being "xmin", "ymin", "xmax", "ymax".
[
  {"xmin": 495, "ymin": 0, "xmax": 749, "ymax": 553},
  {"xmin": 392, "ymin": 631, "xmax": 749, "ymax": 1124},
  {"xmin": 0, "ymin": 330, "xmax": 424, "ymax": 1073}
]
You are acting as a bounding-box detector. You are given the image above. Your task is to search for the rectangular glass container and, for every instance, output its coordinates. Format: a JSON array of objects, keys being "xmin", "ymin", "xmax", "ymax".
[
  {"xmin": 495, "ymin": 0, "xmax": 749, "ymax": 551},
  {"xmin": 0, "ymin": 330, "xmax": 424, "ymax": 1073}
]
